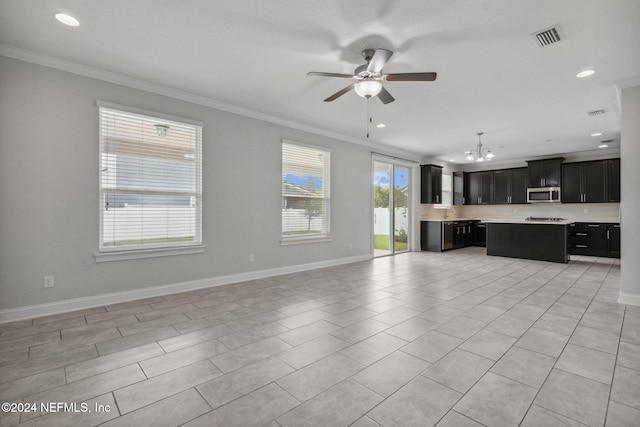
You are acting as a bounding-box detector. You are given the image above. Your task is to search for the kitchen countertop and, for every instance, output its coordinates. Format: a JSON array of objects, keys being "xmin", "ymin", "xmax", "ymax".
[
  {"xmin": 421, "ymin": 218, "xmax": 619, "ymax": 225},
  {"xmin": 481, "ymin": 219, "xmax": 574, "ymax": 225}
]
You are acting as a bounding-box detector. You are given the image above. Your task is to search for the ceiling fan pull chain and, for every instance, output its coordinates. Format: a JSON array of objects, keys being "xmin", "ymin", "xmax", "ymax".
[{"xmin": 366, "ymin": 97, "xmax": 371, "ymax": 138}]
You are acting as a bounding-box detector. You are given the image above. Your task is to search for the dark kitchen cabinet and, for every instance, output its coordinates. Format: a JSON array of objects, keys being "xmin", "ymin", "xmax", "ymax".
[
  {"xmin": 453, "ymin": 221, "xmax": 474, "ymax": 248},
  {"xmin": 421, "ymin": 221, "xmax": 453, "ymax": 252},
  {"xmin": 562, "ymin": 160, "xmax": 608, "ymax": 203},
  {"xmin": 568, "ymin": 222, "xmax": 620, "ymax": 258},
  {"xmin": 467, "ymin": 171, "xmax": 493, "ymax": 205},
  {"xmin": 421, "ymin": 220, "xmax": 476, "ymax": 252},
  {"xmin": 608, "ymin": 158, "xmax": 621, "ymax": 202},
  {"xmin": 527, "ymin": 158, "xmax": 563, "ymax": 187},
  {"xmin": 607, "ymin": 224, "xmax": 621, "ymax": 256},
  {"xmin": 510, "ymin": 168, "xmax": 529, "ymax": 204},
  {"xmin": 421, "ymin": 164, "xmax": 443, "ymax": 204},
  {"xmin": 473, "ymin": 222, "xmax": 487, "ymax": 247},
  {"xmin": 453, "ymin": 172, "xmax": 466, "ymax": 205},
  {"xmin": 493, "ymin": 168, "xmax": 528, "ymax": 204}
]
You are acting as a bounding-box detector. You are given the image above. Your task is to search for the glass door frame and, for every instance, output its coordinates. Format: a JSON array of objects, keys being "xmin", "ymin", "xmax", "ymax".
[{"xmin": 372, "ymin": 155, "xmax": 414, "ymax": 257}]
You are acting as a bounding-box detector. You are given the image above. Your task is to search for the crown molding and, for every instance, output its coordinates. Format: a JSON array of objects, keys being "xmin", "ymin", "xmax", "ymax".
[{"xmin": 0, "ymin": 44, "xmax": 423, "ymax": 162}]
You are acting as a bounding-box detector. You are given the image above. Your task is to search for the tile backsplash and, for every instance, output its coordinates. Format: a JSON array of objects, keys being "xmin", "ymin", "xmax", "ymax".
[{"xmin": 419, "ymin": 203, "xmax": 621, "ymax": 223}]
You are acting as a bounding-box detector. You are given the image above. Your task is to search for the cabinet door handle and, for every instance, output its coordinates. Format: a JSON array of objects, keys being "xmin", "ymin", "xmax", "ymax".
[
  {"xmin": 436, "ymin": 195, "xmax": 440, "ymax": 203},
  {"xmin": 478, "ymin": 197, "xmax": 482, "ymax": 204},
  {"xmin": 576, "ymin": 244, "xmax": 588, "ymax": 248},
  {"xmin": 607, "ymin": 230, "xmax": 610, "ymax": 239},
  {"xmin": 588, "ymin": 224, "xmax": 600, "ymax": 228},
  {"xmin": 576, "ymin": 233, "xmax": 588, "ymax": 236}
]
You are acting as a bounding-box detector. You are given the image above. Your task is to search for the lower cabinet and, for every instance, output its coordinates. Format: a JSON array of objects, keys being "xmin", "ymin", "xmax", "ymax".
[
  {"xmin": 607, "ymin": 224, "xmax": 621, "ymax": 257},
  {"xmin": 421, "ymin": 220, "xmax": 484, "ymax": 252},
  {"xmin": 474, "ymin": 222, "xmax": 487, "ymax": 247},
  {"xmin": 568, "ymin": 222, "xmax": 620, "ymax": 258}
]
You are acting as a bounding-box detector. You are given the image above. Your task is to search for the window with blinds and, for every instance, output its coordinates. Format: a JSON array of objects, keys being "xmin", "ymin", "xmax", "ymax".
[
  {"xmin": 436, "ymin": 173, "xmax": 452, "ymax": 208},
  {"xmin": 282, "ymin": 141, "xmax": 331, "ymax": 239},
  {"xmin": 98, "ymin": 104, "xmax": 202, "ymax": 252}
]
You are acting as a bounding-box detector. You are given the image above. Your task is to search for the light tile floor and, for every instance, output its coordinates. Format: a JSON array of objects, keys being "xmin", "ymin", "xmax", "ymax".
[{"xmin": 1, "ymin": 247, "xmax": 638, "ymax": 426}]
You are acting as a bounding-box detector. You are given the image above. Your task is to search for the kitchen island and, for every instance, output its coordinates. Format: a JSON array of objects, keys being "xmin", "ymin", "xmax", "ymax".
[{"xmin": 485, "ymin": 218, "xmax": 573, "ymax": 263}]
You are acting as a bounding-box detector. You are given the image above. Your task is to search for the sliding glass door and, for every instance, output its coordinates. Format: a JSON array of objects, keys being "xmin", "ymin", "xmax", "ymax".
[{"xmin": 373, "ymin": 159, "xmax": 411, "ymax": 257}]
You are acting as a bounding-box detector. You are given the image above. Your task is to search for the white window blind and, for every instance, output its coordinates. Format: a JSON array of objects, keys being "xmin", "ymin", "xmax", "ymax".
[
  {"xmin": 435, "ymin": 173, "xmax": 452, "ymax": 209},
  {"xmin": 282, "ymin": 141, "xmax": 330, "ymax": 239},
  {"xmin": 98, "ymin": 105, "xmax": 202, "ymax": 252}
]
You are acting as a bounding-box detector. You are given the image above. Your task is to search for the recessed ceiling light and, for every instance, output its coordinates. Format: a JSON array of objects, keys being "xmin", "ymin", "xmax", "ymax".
[
  {"xmin": 591, "ymin": 132, "xmax": 602, "ymax": 137},
  {"xmin": 376, "ymin": 123, "xmax": 386, "ymax": 128},
  {"xmin": 449, "ymin": 159, "xmax": 456, "ymax": 162},
  {"xmin": 576, "ymin": 69, "xmax": 595, "ymax": 78},
  {"xmin": 54, "ymin": 13, "xmax": 80, "ymax": 27},
  {"xmin": 598, "ymin": 144, "xmax": 609, "ymax": 148}
]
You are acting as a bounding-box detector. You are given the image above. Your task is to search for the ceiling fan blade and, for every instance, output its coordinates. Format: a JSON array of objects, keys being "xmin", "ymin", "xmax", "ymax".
[
  {"xmin": 324, "ymin": 84, "xmax": 355, "ymax": 102},
  {"xmin": 385, "ymin": 72, "xmax": 437, "ymax": 81},
  {"xmin": 377, "ymin": 86, "xmax": 395, "ymax": 104},
  {"xmin": 367, "ymin": 49, "xmax": 393, "ymax": 74},
  {"xmin": 307, "ymin": 72, "xmax": 355, "ymax": 78}
]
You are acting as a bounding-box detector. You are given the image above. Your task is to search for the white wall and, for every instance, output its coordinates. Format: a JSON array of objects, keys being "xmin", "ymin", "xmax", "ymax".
[
  {"xmin": 620, "ymin": 85, "xmax": 640, "ymax": 305},
  {"xmin": 0, "ymin": 56, "xmax": 375, "ymax": 312}
]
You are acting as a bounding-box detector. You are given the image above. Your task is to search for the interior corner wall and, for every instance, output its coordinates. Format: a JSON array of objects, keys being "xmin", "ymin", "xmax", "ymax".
[
  {"xmin": 620, "ymin": 85, "xmax": 640, "ymax": 305},
  {"xmin": 0, "ymin": 56, "xmax": 374, "ymax": 313}
]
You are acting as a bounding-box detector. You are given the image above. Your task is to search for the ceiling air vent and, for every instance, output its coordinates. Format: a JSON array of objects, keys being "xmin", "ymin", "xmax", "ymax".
[
  {"xmin": 587, "ymin": 109, "xmax": 606, "ymax": 116},
  {"xmin": 533, "ymin": 25, "xmax": 563, "ymax": 47}
]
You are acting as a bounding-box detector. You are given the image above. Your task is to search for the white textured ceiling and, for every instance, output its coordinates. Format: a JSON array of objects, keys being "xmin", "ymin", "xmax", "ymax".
[{"xmin": 1, "ymin": 0, "xmax": 639, "ymax": 164}]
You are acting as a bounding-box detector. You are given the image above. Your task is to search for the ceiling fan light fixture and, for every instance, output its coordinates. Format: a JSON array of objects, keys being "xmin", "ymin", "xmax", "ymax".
[{"xmin": 354, "ymin": 80, "xmax": 382, "ymax": 98}]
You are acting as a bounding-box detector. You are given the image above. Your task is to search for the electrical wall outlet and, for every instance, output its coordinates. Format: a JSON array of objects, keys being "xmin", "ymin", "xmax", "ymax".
[
  {"xmin": 44, "ymin": 275, "xmax": 55, "ymax": 288},
  {"xmin": 249, "ymin": 253, "xmax": 255, "ymax": 262}
]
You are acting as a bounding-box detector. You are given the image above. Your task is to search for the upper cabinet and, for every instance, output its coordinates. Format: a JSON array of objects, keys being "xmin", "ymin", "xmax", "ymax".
[
  {"xmin": 608, "ymin": 158, "xmax": 621, "ymax": 202},
  {"xmin": 527, "ymin": 158, "xmax": 563, "ymax": 187},
  {"xmin": 453, "ymin": 157, "xmax": 619, "ymax": 206},
  {"xmin": 562, "ymin": 159, "xmax": 620, "ymax": 203},
  {"xmin": 466, "ymin": 171, "xmax": 493, "ymax": 205},
  {"xmin": 420, "ymin": 164, "xmax": 443, "ymax": 204},
  {"xmin": 453, "ymin": 171, "xmax": 466, "ymax": 205},
  {"xmin": 493, "ymin": 167, "xmax": 528, "ymax": 204}
]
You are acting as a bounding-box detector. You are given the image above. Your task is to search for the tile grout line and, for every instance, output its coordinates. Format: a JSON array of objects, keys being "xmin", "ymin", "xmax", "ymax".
[{"xmin": 517, "ymin": 257, "xmax": 618, "ymax": 426}]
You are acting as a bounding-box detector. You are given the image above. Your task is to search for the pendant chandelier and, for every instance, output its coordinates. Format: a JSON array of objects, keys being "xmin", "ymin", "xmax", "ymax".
[{"xmin": 465, "ymin": 132, "xmax": 495, "ymax": 162}]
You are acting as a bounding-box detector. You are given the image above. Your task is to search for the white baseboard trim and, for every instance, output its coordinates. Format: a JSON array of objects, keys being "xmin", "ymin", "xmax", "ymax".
[
  {"xmin": 618, "ymin": 291, "xmax": 640, "ymax": 307},
  {"xmin": 0, "ymin": 254, "xmax": 372, "ymax": 323}
]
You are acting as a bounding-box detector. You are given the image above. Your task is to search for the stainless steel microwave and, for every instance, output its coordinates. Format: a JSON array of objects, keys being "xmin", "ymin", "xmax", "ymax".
[{"xmin": 527, "ymin": 187, "xmax": 561, "ymax": 203}]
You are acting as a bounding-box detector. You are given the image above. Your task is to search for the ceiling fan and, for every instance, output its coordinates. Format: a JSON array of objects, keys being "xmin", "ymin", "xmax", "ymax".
[{"xmin": 307, "ymin": 48, "xmax": 437, "ymax": 104}]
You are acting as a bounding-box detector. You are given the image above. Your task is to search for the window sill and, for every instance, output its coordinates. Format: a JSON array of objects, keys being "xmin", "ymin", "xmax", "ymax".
[
  {"xmin": 94, "ymin": 245, "xmax": 206, "ymax": 263},
  {"xmin": 280, "ymin": 236, "xmax": 332, "ymax": 246}
]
